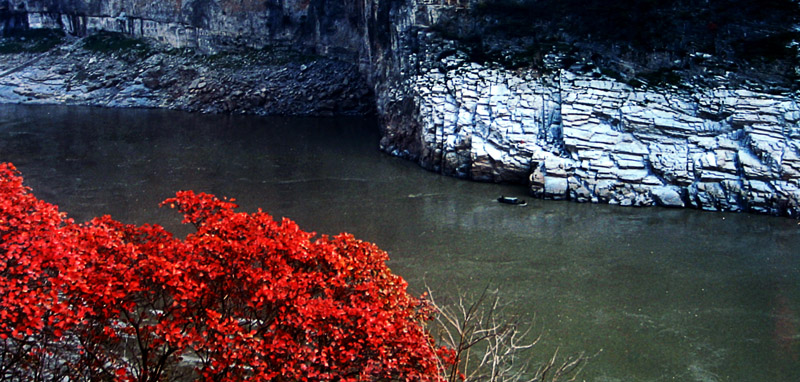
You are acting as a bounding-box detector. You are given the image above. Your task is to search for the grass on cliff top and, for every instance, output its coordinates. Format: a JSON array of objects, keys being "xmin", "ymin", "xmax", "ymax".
[{"xmin": 0, "ymin": 29, "xmax": 65, "ymax": 54}]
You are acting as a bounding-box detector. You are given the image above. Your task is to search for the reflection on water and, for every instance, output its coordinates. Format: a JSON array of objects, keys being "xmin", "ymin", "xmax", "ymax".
[{"xmin": 1, "ymin": 104, "xmax": 799, "ymax": 381}]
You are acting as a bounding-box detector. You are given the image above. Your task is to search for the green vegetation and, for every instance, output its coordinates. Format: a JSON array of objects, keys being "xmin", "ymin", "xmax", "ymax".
[
  {"xmin": 204, "ymin": 45, "xmax": 320, "ymax": 69},
  {"xmin": 160, "ymin": 44, "xmax": 321, "ymax": 69},
  {"xmin": 81, "ymin": 30, "xmax": 152, "ymax": 59},
  {"xmin": 0, "ymin": 28, "xmax": 64, "ymax": 54},
  {"xmin": 639, "ymin": 67, "xmax": 685, "ymax": 88},
  {"xmin": 437, "ymin": 0, "xmax": 800, "ymax": 90},
  {"xmin": 736, "ymin": 31, "xmax": 800, "ymax": 62}
]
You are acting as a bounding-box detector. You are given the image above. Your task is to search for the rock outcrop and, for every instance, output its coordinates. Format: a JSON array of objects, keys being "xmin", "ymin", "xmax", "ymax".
[
  {"xmin": 2, "ymin": 0, "xmax": 800, "ymax": 216},
  {"xmin": 379, "ymin": 33, "xmax": 800, "ymax": 216}
]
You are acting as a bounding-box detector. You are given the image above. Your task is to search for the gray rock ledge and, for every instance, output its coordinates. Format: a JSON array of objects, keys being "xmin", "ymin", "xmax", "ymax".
[{"xmin": 378, "ymin": 33, "xmax": 800, "ymax": 217}]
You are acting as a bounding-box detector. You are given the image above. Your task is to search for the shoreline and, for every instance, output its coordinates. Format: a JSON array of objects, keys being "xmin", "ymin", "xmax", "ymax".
[{"xmin": 0, "ymin": 36, "xmax": 374, "ymax": 117}]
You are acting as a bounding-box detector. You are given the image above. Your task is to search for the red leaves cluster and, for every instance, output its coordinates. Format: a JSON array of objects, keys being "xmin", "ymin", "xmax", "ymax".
[{"xmin": 0, "ymin": 163, "xmax": 448, "ymax": 381}]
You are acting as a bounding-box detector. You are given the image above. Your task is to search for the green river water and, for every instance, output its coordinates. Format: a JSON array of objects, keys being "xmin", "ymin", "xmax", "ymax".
[{"xmin": 1, "ymin": 104, "xmax": 798, "ymax": 381}]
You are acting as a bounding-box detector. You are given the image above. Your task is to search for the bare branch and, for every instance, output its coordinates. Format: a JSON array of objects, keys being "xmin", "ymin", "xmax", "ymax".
[{"xmin": 424, "ymin": 285, "xmax": 595, "ymax": 382}]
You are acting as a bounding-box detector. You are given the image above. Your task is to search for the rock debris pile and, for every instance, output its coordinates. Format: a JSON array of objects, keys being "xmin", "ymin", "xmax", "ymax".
[{"xmin": 0, "ymin": 38, "xmax": 373, "ymax": 116}]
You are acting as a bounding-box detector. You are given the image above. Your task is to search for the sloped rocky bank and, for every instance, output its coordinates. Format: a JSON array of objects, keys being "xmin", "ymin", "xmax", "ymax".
[
  {"xmin": 0, "ymin": 36, "xmax": 373, "ymax": 115},
  {"xmin": 2, "ymin": 0, "xmax": 800, "ymax": 216}
]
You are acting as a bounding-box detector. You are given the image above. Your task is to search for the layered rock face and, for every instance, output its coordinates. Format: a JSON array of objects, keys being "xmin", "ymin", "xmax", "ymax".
[
  {"xmin": 380, "ymin": 33, "xmax": 800, "ymax": 216},
  {"xmin": 2, "ymin": 0, "xmax": 800, "ymax": 216}
]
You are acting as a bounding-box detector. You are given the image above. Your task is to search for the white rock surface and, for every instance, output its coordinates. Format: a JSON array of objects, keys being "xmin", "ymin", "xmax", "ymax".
[{"xmin": 382, "ymin": 37, "xmax": 800, "ymax": 216}]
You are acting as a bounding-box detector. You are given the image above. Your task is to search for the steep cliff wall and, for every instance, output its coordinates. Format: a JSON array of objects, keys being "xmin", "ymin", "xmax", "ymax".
[
  {"xmin": 350, "ymin": 2, "xmax": 800, "ymax": 217},
  {"xmin": 2, "ymin": 0, "xmax": 372, "ymax": 55},
  {"xmin": 2, "ymin": 0, "xmax": 800, "ymax": 216},
  {"xmin": 377, "ymin": 34, "xmax": 800, "ymax": 216}
]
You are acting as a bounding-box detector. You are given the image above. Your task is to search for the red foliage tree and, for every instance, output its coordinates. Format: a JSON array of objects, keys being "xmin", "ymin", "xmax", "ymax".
[{"xmin": 0, "ymin": 162, "xmax": 450, "ymax": 381}]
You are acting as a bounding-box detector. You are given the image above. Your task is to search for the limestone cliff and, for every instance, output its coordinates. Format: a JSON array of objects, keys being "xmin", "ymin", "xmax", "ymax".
[
  {"xmin": 2, "ymin": 0, "xmax": 800, "ymax": 216},
  {"xmin": 386, "ymin": 35, "xmax": 800, "ymax": 216}
]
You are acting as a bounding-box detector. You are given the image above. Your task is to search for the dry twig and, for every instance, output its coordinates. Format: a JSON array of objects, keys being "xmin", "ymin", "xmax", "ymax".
[{"xmin": 425, "ymin": 285, "xmax": 595, "ymax": 382}]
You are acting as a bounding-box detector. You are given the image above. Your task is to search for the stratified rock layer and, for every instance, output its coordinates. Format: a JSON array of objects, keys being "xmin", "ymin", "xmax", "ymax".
[{"xmin": 379, "ymin": 34, "xmax": 800, "ymax": 216}]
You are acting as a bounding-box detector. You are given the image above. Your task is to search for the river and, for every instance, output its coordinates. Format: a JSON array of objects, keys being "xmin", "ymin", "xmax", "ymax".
[{"xmin": 1, "ymin": 104, "xmax": 798, "ymax": 381}]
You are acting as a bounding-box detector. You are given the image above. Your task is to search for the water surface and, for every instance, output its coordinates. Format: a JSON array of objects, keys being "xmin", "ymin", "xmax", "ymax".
[{"xmin": 1, "ymin": 104, "xmax": 798, "ymax": 381}]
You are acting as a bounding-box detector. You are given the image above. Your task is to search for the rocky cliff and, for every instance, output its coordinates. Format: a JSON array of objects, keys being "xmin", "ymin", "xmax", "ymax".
[
  {"xmin": 0, "ymin": 0, "xmax": 378, "ymax": 114},
  {"xmin": 2, "ymin": 0, "xmax": 800, "ymax": 216},
  {"xmin": 382, "ymin": 34, "xmax": 800, "ymax": 216},
  {"xmin": 2, "ymin": 0, "xmax": 372, "ymax": 55}
]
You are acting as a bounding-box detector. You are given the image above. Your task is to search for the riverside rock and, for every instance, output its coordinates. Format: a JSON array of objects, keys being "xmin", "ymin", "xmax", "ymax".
[
  {"xmin": 378, "ymin": 32, "xmax": 800, "ymax": 217},
  {"xmin": 2, "ymin": 0, "xmax": 799, "ymax": 216}
]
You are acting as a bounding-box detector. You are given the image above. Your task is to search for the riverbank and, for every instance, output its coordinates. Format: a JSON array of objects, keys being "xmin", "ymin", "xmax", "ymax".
[
  {"xmin": 2, "ymin": 0, "xmax": 800, "ymax": 217},
  {"xmin": 0, "ymin": 32, "xmax": 373, "ymax": 116}
]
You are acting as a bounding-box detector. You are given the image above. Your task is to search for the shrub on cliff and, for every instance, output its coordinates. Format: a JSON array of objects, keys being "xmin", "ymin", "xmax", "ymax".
[
  {"xmin": 0, "ymin": 162, "xmax": 449, "ymax": 381},
  {"xmin": 456, "ymin": 0, "xmax": 800, "ymax": 88},
  {"xmin": 0, "ymin": 28, "xmax": 64, "ymax": 54},
  {"xmin": 82, "ymin": 31, "xmax": 152, "ymax": 60}
]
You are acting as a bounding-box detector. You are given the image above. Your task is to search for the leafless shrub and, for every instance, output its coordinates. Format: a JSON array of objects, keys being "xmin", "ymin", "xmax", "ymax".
[{"xmin": 426, "ymin": 285, "xmax": 596, "ymax": 382}]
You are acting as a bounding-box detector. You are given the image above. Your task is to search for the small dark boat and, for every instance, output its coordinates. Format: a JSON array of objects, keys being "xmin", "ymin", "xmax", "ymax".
[{"xmin": 497, "ymin": 196, "xmax": 527, "ymax": 206}]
